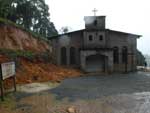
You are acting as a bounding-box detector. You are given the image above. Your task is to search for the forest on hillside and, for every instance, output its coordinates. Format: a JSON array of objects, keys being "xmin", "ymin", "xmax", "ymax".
[{"xmin": 0, "ymin": 0, "xmax": 58, "ymax": 38}]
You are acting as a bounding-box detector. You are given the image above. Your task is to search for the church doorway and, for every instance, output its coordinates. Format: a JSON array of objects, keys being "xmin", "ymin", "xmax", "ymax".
[
  {"xmin": 61, "ymin": 47, "xmax": 67, "ymax": 65},
  {"xmin": 85, "ymin": 54, "xmax": 105, "ymax": 72}
]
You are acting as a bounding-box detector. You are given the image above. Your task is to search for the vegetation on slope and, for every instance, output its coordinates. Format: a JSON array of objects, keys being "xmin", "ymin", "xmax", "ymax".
[
  {"xmin": 0, "ymin": 0, "xmax": 58, "ymax": 38},
  {"xmin": 0, "ymin": 17, "xmax": 49, "ymax": 42},
  {"xmin": 137, "ymin": 49, "xmax": 146, "ymax": 66}
]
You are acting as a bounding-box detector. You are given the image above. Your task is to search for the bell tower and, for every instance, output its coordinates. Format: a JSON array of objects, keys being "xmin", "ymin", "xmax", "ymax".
[{"xmin": 84, "ymin": 16, "xmax": 106, "ymax": 30}]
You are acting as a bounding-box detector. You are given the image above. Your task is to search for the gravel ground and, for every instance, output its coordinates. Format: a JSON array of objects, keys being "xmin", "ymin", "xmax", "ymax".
[{"xmin": 50, "ymin": 71, "xmax": 150, "ymax": 101}]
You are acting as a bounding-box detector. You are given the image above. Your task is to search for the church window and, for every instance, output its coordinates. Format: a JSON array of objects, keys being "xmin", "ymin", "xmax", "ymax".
[
  {"xmin": 61, "ymin": 47, "xmax": 67, "ymax": 65},
  {"xmin": 99, "ymin": 35, "xmax": 103, "ymax": 41},
  {"xmin": 113, "ymin": 47, "xmax": 119, "ymax": 64},
  {"xmin": 94, "ymin": 20, "xmax": 97, "ymax": 26},
  {"xmin": 88, "ymin": 35, "xmax": 93, "ymax": 41},
  {"xmin": 122, "ymin": 46, "xmax": 128, "ymax": 64},
  {"xmin": 70, "ymin": 47, "xmax": 76, "ymax": 65}
]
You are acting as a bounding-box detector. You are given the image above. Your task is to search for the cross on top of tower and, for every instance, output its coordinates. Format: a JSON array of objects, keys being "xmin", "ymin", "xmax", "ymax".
[{"xmin": 92, "ymin": 8, "xmax": 98, "ymax": 16}]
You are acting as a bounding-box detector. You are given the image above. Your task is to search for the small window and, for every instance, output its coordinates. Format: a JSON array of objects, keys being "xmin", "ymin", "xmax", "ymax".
[
  {"xmin": 89, "ymin": 35, "xmax": 93, "ymax": 41},
  {"xmin": 99, "ymin": 35, "xmax": 103, "ymax": 41},
  {"xmin": 94, "ymin": 20, "xmax": 97, "ymax": 26}
]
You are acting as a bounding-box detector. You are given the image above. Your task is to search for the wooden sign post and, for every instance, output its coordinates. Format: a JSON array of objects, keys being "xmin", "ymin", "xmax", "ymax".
[
  {"xmin": 0, "ymin": 72, "xmax": 4, "ymax": 101},
  {"xmin": 0, "ymin": 62, "xmax": 16, "ymax": 101}
]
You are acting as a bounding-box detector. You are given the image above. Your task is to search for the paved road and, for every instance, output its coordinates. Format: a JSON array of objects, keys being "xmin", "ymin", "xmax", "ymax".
[{"xmin": 50, "ymin": 72, "xmax": 150, "ymax": 100}]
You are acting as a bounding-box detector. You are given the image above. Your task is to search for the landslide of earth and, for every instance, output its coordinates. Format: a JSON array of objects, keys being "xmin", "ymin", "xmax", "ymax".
[
  {"xmin": 0, "ymin": 23, "xmax": 50, "ymax": 53},
  {"xmin": 0, "ymin": 19, "xmax": 81, "ymax": 88}
]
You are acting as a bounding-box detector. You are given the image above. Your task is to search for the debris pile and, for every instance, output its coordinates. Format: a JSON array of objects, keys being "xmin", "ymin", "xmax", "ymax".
[{"xmin": 0, "ymin": 55, "xmax": 82, "ymax": 88}]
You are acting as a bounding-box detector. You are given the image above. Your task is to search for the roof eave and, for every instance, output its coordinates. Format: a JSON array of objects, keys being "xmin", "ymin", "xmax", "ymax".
[
  {"xmin": 107, "ymin": 29, "xmax": 142, "ymax": 38},
  {"xmin": 48, "ymin": 29, "xmax": 85, "ymax": 40}
]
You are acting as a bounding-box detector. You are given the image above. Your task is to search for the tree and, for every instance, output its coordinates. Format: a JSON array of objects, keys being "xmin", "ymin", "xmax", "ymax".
[
  {"xmin": 0, "ymin": 0, "xmax": 14, "ymax": 19},
  {"xmin": 59, "ymin": 26, "xmax": 72, "ymax": 34},
  {"xmin": 0, "ymin": 0, "xmax": 58, "ymax": 38},
  {"xmin": 137, "ymin": 50, "xmax": 146, "ymax": 66}
]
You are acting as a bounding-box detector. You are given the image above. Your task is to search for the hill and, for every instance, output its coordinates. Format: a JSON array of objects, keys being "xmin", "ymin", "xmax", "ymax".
[{"xmin": 0, "ymin": 19, "xmax": 50, "ymax": 53}]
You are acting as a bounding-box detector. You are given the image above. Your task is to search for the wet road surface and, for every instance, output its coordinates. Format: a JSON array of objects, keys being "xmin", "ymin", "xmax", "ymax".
[
  {"xmin": 3, "ymin": 71, "xmax": 150, "ymax": 113},
  {"xmin": 50, "ymin": 72, "xmax": 150, "ymax": 100}
]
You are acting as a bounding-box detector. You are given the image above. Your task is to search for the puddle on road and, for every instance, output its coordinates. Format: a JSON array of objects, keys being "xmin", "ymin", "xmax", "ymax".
[
  {"xmin": 14, "ymin": 91, "xmax": 150, "ymax": 113},
  {"xmin": 138, "ymin": 71, "xmax": 150, "ymax": 77},
  {"xmin": 132, "ymin": 92, "xmax": 150, "ymax": 113},
  {"xmin": 96, "ymin": 92, "xmax": 150, "ymax": 113},
  {"xmin": 145, "ymin": 73, "xmax": 150, "ymax": 77},
  {"xmin": 52, "ymin": 92, "xmax": 150, "ymax": 113}
]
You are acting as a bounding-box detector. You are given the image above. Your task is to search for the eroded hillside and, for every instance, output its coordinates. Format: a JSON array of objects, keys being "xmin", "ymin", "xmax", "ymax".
[
  {"xmin": 0, "ymin": 55, "xmax": 81, "ymax": 88},
  {"xmin": 0, "ymin": 21, "xmax": 82, "ymax": 87},
  {"xmin": 0, "ymin": 24, "xmax": 50, "ymax": 53}
]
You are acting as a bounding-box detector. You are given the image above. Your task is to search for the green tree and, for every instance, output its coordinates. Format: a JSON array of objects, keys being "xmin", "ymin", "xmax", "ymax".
[
  {"xmin": 0, "ymin": 0, "xmax": 58, "ymax": 38},
  {"xmin": 59, "ymin": 26, "xmax": 72, "ymax": 34},
  {"xmin": 137, "ymin": 50, "xmax": 146, "ymax": 66},
  {"xmin": 0, "ymin": 0, "xmax": 14, "ymax": 18}
]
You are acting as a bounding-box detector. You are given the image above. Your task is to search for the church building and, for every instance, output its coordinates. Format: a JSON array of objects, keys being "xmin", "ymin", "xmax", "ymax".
[{"xmin": 49, "ymin": 15, "xmax": 141, "ymax": 73}]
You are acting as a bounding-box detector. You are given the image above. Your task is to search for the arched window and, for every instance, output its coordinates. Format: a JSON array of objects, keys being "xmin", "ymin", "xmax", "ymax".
[
  {"xmin": 99, "ymin": 35, "xmax": 103, "ymax": 41},
  {"xmin": 70, "ymin": 47, "xmax": 76, "ymax": 65},
  {"xmin": 122, "ymin": 46, "xmax": 128, "ymax": 64},
  {"xmin": 61, "ymin": 47, "xmax": 67, "ymax": 65},
  {"xmin": 113, "ymin": 47, "xmax": 119, "ymax": 64},
  {"xmin": 88, "ymin": 35, "xmax": 93, "ymax": 41}
]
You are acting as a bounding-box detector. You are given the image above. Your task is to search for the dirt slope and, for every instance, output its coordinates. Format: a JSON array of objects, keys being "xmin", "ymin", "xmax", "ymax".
[
  {"xmin": 1, "ymin": 55, "xmax": 81, "ymax": 88},
  {"xmin": 0, "ymin": 22, "xmax": 82, "ymax": 88},
  {"xmin": 0, "ymin": 24, "xmax": 50, "ymax": 53}
]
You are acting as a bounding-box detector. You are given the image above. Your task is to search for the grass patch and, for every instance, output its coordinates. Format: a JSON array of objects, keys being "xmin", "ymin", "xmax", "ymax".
[
  {"xmin": 0, "ymin": 49, "xmax": 35, "ymax": 60},
  {"xmin": 0, "ymin": 48, "xmax": 52, "ymax": 64}
]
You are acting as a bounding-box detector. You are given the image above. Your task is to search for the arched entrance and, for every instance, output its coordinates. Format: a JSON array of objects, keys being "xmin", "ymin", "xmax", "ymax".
[
  {"xmin": 113, "ymin": 47, "xmax": 119, "ymax": 64},
  {"xmin": 85, "ymin": 54, "xmax": 105, "ymax": 72},
  {"xmin": 122, "ymin": 46, "xmax": 128, "ymax": 72},
  {"xmin": 61, "ymin": 47, "xmax": 67, "ymax": 65},
  {"xmin": 70, "ymin": 47, "xmax": 76, "ymax": 65}
]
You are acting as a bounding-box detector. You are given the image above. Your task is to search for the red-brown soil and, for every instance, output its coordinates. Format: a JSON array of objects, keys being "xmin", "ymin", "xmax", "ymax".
[
  {"xmin": 0, "ymin": 55, "xmax": 81, "ymax": 88},
  {"xmin": 0, "ymin": 24, "xmax": 50, "ymax": 53}
]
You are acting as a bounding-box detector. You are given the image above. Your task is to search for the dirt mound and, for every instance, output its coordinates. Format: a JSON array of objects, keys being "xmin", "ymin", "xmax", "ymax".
[
  {"xmin": 15, "ymin": 58, "xmax": 81, "ymax": 84},
  {"xmin": 2, "ymin": 55, "xmax": 81, "ymax": 88}
]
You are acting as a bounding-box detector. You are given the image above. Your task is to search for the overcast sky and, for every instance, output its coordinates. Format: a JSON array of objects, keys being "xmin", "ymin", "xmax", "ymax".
[{"xmin": 45, "ymin": 0, "xmax": 150, "ymax": 55}]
